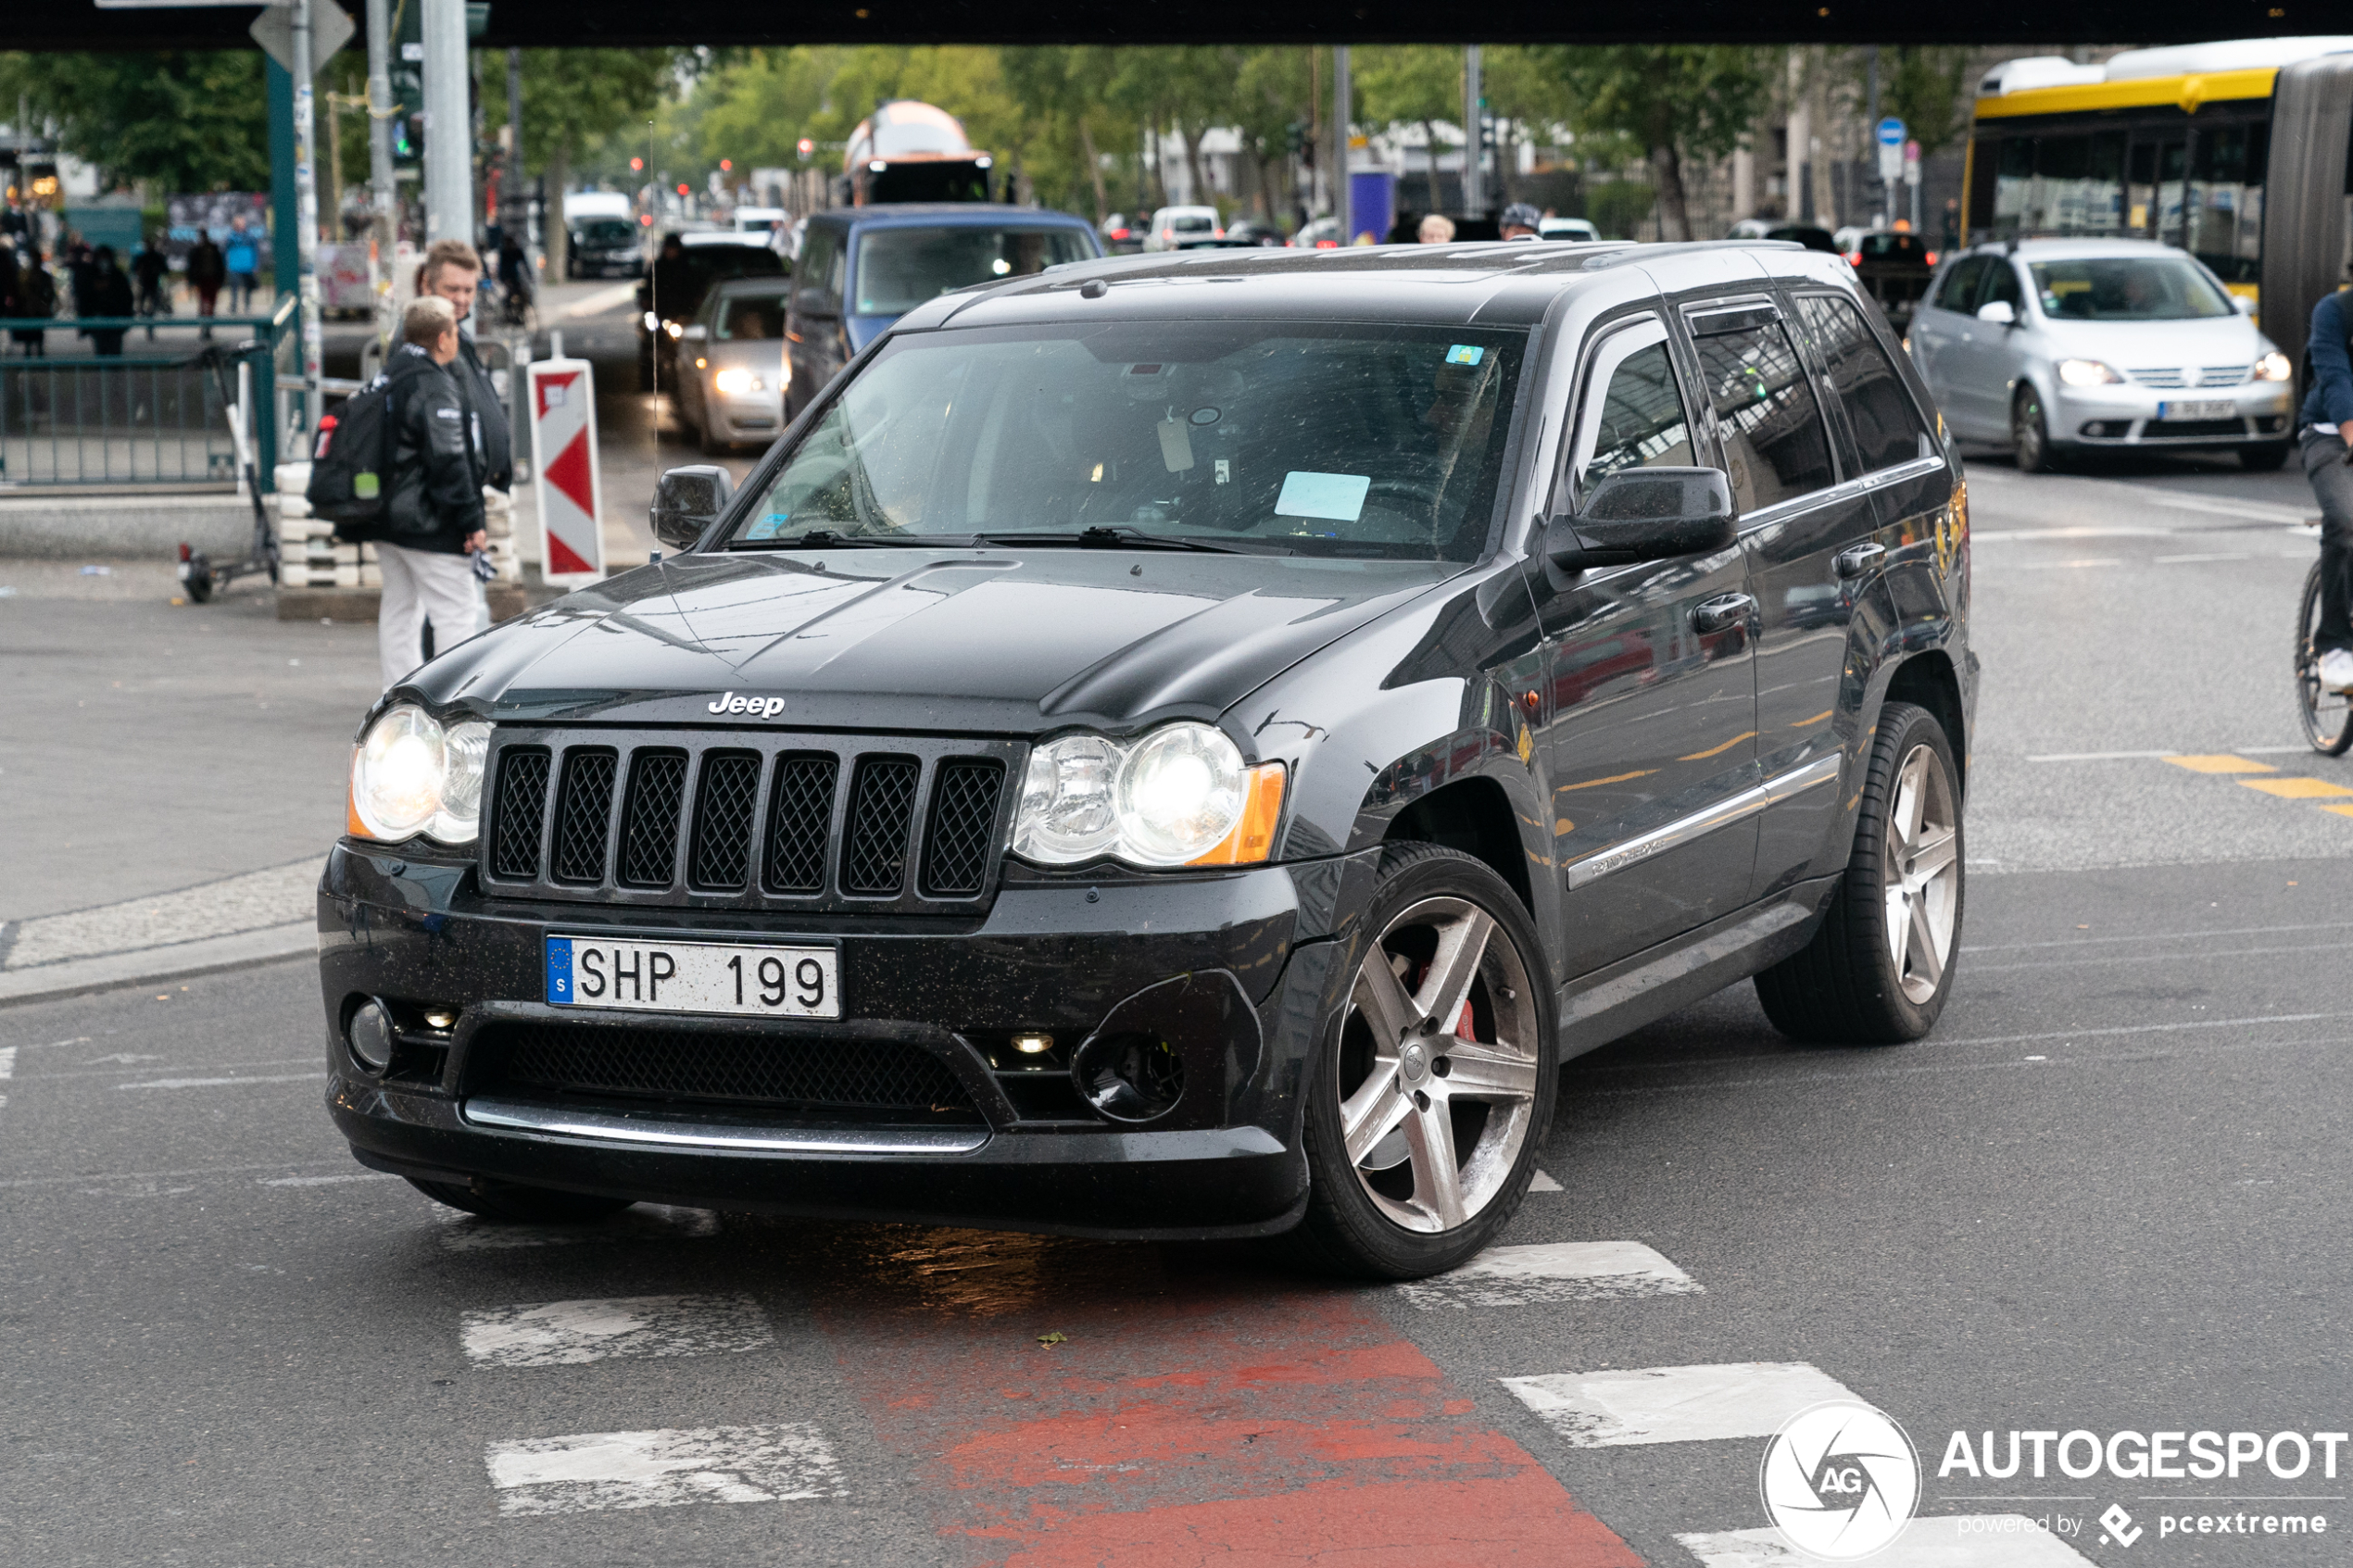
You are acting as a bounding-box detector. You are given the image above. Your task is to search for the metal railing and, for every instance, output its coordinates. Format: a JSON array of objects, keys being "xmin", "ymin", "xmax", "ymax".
[{"xmin": 0, "ymin": 303, "xmax": 290, "ymax": 490}]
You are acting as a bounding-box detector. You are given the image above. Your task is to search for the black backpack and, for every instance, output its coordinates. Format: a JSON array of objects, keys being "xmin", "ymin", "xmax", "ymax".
[{"xmin": 306, "ymin": 366, "xmax": 406, "ymax": 529}]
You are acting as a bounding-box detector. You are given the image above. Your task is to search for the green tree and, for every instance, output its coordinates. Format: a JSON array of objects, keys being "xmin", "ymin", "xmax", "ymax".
[
  {"xmin": 1882, "ymin": 46, "xmax": 1973, "ymax": 159},
  {"xmin": 0, "ymin": 51, "xmax": 270, "ymax": 193},
  {"xmin": 1545, "ymin": 46, "xmax": 1775, "ymax": 241},
  {"xmin": 479, "ymin": 49, "xmax": 680, "ymax": 274},
  {"xmin": 1357, "ymin": 44, "xmax": 1458, "ymax": 218}
]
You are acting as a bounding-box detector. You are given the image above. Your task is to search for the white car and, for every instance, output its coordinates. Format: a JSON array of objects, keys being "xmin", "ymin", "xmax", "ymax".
[
  {"xmin": 1907, "ymin": 237, "xmax": 2295, "ymax": 471},
  {"xmin": 1538, "ymin": 217, "xmax": 1601, "ymax": 243},
  {"xmin": 1143, "ymin": 206, "xmax": 1222, "ymax": 251}
]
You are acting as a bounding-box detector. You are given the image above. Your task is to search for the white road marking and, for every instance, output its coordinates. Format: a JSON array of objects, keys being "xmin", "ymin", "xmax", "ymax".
[
  {"xmin": 484, "ymin": 1423, "xmax": 844, "ymax": 1516},
  {"xmin": 2156, "ymin": 552, "xmax": 2252, "ymax": 564},
  {"xmin": 1969, "ymin": 526, "xmax": 2171, "ymax": 541},
  {"xmin": 461, "ymin": 1293, "xmax": 773, "ymax": 1368},
  {"xmin": 1529, "ymin": 1169, "xmax": 1563, "ymax": 1192},
  {"xmin": 258, "ymin": 1173, "xmax": 400, "ymax": 1187},
  {"xmin": 1399, "ymin": 1240, "xmax": 1702, "ymax": 1310},
  {"xmin": 2003, "ymin": 558, "xmax": 2123, "ymax": 571},
  {"xmin": 561, "ymin": 282, "xmax": 642, "ymax": 320},
  {"xmin": 115, "ymin": 1073, "xmax": 327, "ymax": 1090},
  {"xmin": 0, "ymin": 1047, "xmax": 16, "ymax": 1079},
  {"xmin": 434, "ymin": 1204, "xmax": 721, "ymax": 1250},
  {"xmin": 1968, "ymin": 920, "xmax": 2353, "ymax": 951},
  {"xmin": 1502, "ymin": 1361, "xmax": 1859, "ymax": 1447},
  {"xmin": 1678, "ymin": 1514, "xmax": 2098, "ymax": 1565}
]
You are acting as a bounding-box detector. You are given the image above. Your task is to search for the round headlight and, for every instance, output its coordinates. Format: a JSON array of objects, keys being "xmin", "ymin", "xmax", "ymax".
[
  {"xmin": 432, "ymin": 720, "xmax": 492, "ymax": 843},
  {"xmin": 1012, "ymin": 734, "xmax": 1124, "ymax": 862},
  {"xmin": 351, "ymin": 706, "xmax": 447, "ymax": 840},
  {"xmin": 1114, "ymin": 722, "xmax": 1247, "ymax": 866}
]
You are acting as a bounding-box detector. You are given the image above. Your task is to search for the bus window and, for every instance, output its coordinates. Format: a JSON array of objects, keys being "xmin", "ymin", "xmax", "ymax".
[
  {"xmin": 1993, "ymin": 132, "xmax": 2125, "ymax": 237},
  {"xmin": 2190, "ymin": 120, "xmax": 2267, "ymax": 284}
]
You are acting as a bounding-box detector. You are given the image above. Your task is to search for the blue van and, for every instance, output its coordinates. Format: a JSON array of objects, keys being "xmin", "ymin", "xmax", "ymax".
[{"xmin": 784, "ymin": 204, "xmax": 1101, "ymax": 420}]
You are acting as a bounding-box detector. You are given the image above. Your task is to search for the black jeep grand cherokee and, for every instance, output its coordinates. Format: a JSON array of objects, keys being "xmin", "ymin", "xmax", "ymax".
[{"xmin": 321, "ymin": 240, "xmax": 1974, "ymax": 1279}]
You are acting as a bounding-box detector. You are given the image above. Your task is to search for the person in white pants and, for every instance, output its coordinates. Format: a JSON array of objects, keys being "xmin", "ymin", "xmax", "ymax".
[{"xmin": 374, "ymin": 295, "xmax": 488, "ymax": 691}]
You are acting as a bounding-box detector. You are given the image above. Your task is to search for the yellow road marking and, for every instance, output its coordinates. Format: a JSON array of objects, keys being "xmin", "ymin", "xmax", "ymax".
[
  {"xmin": 1556, "ymin": 770, "xmax": 1655, "ymax": 793},
  {"xmin": 1678, "ymin": 731, "xmax": 1757, "ymax": 762},
  {"xmin": 2239, "ymin": 776, "xmax": 2353, "ymax": 799},
  {"xmin": 1790, "ymin": 710, "xmax": 1833, "ymax": 727},
  {"xmin": 2165, "ymin": 755, "xmax": 2275, "ymax": 774},
  {"xmin": 2322, "ymin": 805, "xmax": 2353, "ymax": 819}
]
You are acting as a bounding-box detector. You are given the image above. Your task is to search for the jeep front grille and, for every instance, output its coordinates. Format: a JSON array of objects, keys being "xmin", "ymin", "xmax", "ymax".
[{"xmin": 480, "ymin": 728, "xmax": 1019, "ymax": 914}]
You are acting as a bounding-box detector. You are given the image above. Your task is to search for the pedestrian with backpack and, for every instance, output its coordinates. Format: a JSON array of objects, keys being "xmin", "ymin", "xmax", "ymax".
[{"xmin": 369, "ymin": 295, "xmax": 487, "ymax": 690}]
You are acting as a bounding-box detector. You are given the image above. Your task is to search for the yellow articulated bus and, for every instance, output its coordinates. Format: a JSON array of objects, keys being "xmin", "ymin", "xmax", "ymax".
[{"xmin": 1966, "ymin": 37, "xmax": 2353, "ymax": 347}]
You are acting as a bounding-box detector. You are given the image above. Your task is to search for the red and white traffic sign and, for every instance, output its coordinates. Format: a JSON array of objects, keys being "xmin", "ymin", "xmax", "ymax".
[{"xmin": 525, "ymin": 357, "xmax": 606, "ymax": 584}]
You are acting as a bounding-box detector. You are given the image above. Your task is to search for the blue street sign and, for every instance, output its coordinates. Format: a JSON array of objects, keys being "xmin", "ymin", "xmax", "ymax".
[{"xmin": 1877, "ymin": 117, "xmax": 1906, "ymax": 147}]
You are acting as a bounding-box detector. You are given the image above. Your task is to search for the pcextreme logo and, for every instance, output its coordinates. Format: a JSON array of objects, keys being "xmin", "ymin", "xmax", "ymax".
[{"xmin": 1759, "ymin": 1399, "xmax": 1922, "ymax": 1561}]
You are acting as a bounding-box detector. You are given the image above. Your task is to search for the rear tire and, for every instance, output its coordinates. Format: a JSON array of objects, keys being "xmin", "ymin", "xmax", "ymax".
[
  {"xmin": 1755, "ymin": 702, "xmax": 1964, "ymax": 1044},
  {"xmin": 407, "ymin": 1176, "xmax": 634, "ymax": 1223},
  {"xmin": 1298, "ymin": 842, "xmax": 1557, "ymax": 1280},
  {"xmin": 2296, "ymin": 559, "xmax": 2353, "ymax": 756}
]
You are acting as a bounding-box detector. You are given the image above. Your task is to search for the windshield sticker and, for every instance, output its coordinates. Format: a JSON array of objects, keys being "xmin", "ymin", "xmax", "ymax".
[
  {"xmin": 1445, "ymin": 345, "xmax": 1486, "ymax": 367},
  {"xmin": 1276, "ymin": 470, "xmax": 1371, "ymax": 522},
  {"xmin": 746, "ymin": 513, "xmax": 790, "ymax": 540},
  {"xmin": 1157, "ymin": 417, "xmax": 1196, "ymax": 473}
]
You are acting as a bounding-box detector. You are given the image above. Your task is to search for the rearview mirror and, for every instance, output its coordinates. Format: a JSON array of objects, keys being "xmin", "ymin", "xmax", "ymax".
[
  {"xmin": 649, "ymin": 464, "xmax": 735, "ymax": 550},
  {"xmin": 1546, "ymin": 468, "xmax": 1735, "ymax": 572},
  {"xmin": 1976, "ymin": 300, "xmax": 2017, "ymax": 326}
]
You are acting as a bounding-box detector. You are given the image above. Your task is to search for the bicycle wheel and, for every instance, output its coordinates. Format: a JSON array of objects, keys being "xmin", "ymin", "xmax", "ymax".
[{"xmin": 2296, "ymin": 558, "xmax": 2353, "ymax": 755}]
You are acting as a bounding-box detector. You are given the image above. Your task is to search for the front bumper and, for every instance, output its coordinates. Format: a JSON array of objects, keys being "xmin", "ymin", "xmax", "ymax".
[
  {"xmin": 318, "ymin": 843, "xmax": 1355, "ymax": 1238},
  {"xmin": 2050, "ymin": 377, "xmax": 2295, "ymax": 446},
  {"xmin": 706, "ymin": 387, "xmax": 785, "ymax": 442}
]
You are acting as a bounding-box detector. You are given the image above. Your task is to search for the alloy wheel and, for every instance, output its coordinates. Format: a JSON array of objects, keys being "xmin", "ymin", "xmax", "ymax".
[
  {"xmin": 1335, "ymin": 896, "xmax": 1541, "ymax": 1234},
  {"xmin": 1882, "ymin": 744, "xmax": 1960, "ymax": 1004},
  {"xmin": 2013, "ymin": 390, "xmax": 2045, "ymax": 469}
]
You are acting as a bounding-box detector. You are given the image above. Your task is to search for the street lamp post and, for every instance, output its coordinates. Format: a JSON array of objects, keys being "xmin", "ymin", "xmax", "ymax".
[{"xmin": 291, "ymin": 0, "xmax": 323, "ymax": 424}]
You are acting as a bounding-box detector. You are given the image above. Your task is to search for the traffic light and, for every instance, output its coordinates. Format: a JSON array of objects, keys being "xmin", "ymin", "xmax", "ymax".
[
  {"xmin": 630, "ymin": 157, "xmax": 643, "ymax": 172},
  {"xmin": 719, "ymin": 158, "xmax": 732, "ymax": 172},
  {"xmin": 797, "ymin": 137, "xmax": 814, "ymax": 160},
  {"xmin": 676, "ymin": 182, "xmax": 689, "ymax": 196},
  {"xmin": 1284, "ymin": 121, "xmax": 1305, "ymax": 157},
  {"xmin": 390, "ymin": 2, "xmax": 423, "ymax": 167}
]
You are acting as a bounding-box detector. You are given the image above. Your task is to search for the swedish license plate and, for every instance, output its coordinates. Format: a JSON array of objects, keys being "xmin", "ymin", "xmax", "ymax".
[
  {"xmin": 2158, "ymin": 399, "xmax": 2238, "ymax": 420},
  {"xmin": 545, "ymin": 935, "xmax": 840, "ymax": 1019}
]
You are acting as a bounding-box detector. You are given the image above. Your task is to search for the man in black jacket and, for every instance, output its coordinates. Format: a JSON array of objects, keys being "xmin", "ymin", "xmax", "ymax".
[
  {"xmin": 375, "ymin": 295, "xmax": 487, "ymax": 691},
  {"xmin": 413, "ymin": 238, "xmax": 514, "ymax": 490}
]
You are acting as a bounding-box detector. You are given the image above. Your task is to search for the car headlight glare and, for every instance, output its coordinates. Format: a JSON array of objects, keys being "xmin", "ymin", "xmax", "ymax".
[
  {"xmin": 2255, "ymin": 350, "xmax": 2293, "ymax": 382},
  {"xmin": 349, "ymin": 706, "xmax": 492, "ymax": 846},
  {"xmin": 665, "ymin": 320, "xmax": 684, "ymax": 339},
  {"xmin": 713, "ymin": 367, "xmax": 764, "ymax": 395},
  {"xmin": 1013, "ymin": 723, "xmax": 1285, "ymax": 869},
  {"xmin": 643, "ymin": 311, "xmax": 660, "ymax": 332},
  {"xmin": 2057, "ymin": 358, "xmax": 2122, "ymax": 387}
]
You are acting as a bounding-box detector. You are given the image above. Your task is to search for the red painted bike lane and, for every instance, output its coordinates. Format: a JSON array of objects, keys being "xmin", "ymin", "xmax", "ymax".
[{"xmin": 802, "ymin": 1227, "xmax": 1643, "ymax": 1568}]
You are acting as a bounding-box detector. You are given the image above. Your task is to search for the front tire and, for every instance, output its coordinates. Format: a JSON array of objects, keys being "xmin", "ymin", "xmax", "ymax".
[
  {"xmin": 408, "ymin": 1176, "xmax": 634, "ymax": 1223},
  {"xmin": 2012, "ymin": 384, "xmax": 2060, "ymax": 473},
  {"xmin": 1755, "ymin": 702, "xmax": 1964, "ymax": 1043},
  {"xmin": 1299, "ymin": 842, "xmax": 1557, "ymax": 1280}
]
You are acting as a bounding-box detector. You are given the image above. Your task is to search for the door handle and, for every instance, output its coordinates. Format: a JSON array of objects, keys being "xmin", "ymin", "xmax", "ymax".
[
  {"xmin": 1835, "ymin": 542, "xmax": 1887, "ymax": 579},
  {"xmin": 1691, "ymin": 593, "xmax": 1755, "ymax": 634}
]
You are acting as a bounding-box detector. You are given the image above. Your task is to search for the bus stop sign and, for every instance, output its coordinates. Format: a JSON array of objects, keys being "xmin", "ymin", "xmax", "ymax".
[{"xmin": 1877, "ymin": 118, "xmax": 1907, "ymax": 183}]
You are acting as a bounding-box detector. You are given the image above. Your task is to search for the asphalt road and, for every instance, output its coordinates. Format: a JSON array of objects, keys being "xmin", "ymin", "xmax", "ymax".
[{"xmin": 4, "ymin": 447, "xmax": 2349, "ymax": 1567}]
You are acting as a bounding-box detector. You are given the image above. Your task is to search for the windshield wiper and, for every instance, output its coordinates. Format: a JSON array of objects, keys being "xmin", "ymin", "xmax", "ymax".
[
  {"xmin": 732, "ymin": 528, "xmax": 976, "ymax": 550},
  {"xmin": 975, "ymin": 526, "xmax": 1291, "ymax": 556}
]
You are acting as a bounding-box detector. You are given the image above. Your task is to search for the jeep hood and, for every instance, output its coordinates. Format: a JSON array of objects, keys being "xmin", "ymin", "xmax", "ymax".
[{"xmin": 410, "ymin": 547, "xmax": 1457, "ymax": 733}]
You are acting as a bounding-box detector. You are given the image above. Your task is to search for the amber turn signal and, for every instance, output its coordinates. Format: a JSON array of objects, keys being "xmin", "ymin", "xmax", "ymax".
[{"xmin": 1188, "ymin": 762, "xmax": 1287, "ymax": 866}]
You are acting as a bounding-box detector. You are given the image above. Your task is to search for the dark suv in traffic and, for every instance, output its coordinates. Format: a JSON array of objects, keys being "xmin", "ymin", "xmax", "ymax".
[{"xmin": 321, "ymin": 239, "xmax": 1975, "ymax": 1279}]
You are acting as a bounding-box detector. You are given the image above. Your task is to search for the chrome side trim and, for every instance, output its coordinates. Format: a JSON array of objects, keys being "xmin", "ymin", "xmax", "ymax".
[
  {"xmin": 462, "ymin": 1098, "xmax": 991, "ymax": 1155},
  {"xmin": 1565, "ymin": 753, "xmax": 1844, "ymax": 890}
]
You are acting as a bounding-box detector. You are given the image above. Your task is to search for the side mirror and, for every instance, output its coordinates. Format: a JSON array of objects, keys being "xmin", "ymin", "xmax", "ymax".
[
  {"xmin": 1976, "ymin": 300, "xmax": 2017, "ymax": 327},
  {"xmin": 2234, "ymin": 295, "xmax": 2257, "ymax": 316},
  {"xmin": 1546, "ymin": 468, "xmax": 1736, "ymax": 572},
  {"xmin": 649, "ymin": 464, "xmax": 735, "ymax": 550},
  {"xmin": 682, "ymin": 322, "xmax": 708, "ymax": 341}
]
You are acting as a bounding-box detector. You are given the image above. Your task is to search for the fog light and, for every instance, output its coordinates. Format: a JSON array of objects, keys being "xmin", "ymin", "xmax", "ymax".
[
  {"xmin": 346, "ymin": 999, "xmax": 395, "ymax": 1074},
  {"xmin": 1073, "ymin": 1031, "xmax": 1185, "ymax": 1123},
  {"xmin": 422, "ymin": 1008, "xmax": 458, "ymax": 1031},
  {"xmin": 1013, "ymin": 1032, "xmax": 1053, "ymax": 1055}
]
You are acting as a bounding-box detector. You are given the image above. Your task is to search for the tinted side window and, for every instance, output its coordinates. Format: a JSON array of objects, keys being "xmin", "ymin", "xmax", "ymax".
[
  {"xmin": 1583, "ymin": 341, "xmax": 1694, "ymax": 485},
  {"xmin": 1981, "ymin": 258, "xmax": 2023, "ymax": 309},
  {"xmin": 1934, "ymin": 257, "xmax": 1984, "ymax": 312},
  {"xmin": 1692, "ymin": 317, "xmax": 1838, "ymax": 513},
  {"xmin": 798, "ymin": 230, "xmax": 841, "ymax": 314},
  {"xmin": 1795, "ymin": 295, "xmax": 1934, "ymax": 472}
]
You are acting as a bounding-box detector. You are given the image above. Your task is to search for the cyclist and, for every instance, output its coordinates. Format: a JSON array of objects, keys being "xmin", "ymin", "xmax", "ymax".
[
  {"xmin": 495, "ymin": 231, "xmax": 534, "ymax": 325},
  {"xmin": 2302, "ymin": 276, "xmax": 2353, "ymax": 692}
]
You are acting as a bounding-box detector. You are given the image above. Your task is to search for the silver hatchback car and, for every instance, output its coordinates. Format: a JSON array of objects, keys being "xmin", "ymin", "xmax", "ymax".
[{"xmin": 1908, "ymin": 238, "xmax": 2296, "ymax": 470}]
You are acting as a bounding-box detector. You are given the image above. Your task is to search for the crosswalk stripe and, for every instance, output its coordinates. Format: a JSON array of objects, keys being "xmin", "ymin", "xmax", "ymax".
[
  {"xmin": 1529, "ymin": 1169, "xmax": 1564, "ymax": 1192},
  {"xmin": 484, "ymin": 1423, "xmax": 844, "ymax": 1515},
  {"xmin": 1502, "ymin": 1361, "xmax": 1858, "ymax": 1448},
  {"xmin": 1678, "ymin": 1514, "xmax": 2098, "ymax": 1565},
  {"xmin": 1398, "ymin": 1240, "xmax": 1702, "ymax": 1310},
  {"xmin": 461, "ymin": 1293, "xmax": 773, "ymax": 1368}
]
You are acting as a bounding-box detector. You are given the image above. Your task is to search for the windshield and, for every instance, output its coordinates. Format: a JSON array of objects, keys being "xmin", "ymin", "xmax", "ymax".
[
  {"xmin": 714, "ymin": 290, "xmax": 788, "ymax": 340},
  {"xmin": 1167, "ymin": 213, "xmax": 1215, "ymax": 233},
  {"xmin": 1861, "ymin": 234, "xmax": 1927, "ymax": 260},
  {"xmin": 852, "ymin": 227, "xmax": 1091, "ymax": 316},
  {"xmin": 731, "ymin": 321, "xmax": 1527, "ymax": 561},
  {"xmin": 578, "ymin": 220, "xmax": 634, "ymax": 245},
  {"xmin": 2031, "ymin": 257, "xmax": 2233, "ymax": 320}
]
